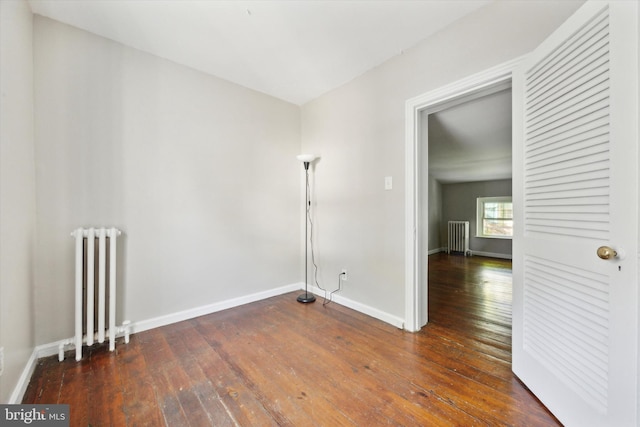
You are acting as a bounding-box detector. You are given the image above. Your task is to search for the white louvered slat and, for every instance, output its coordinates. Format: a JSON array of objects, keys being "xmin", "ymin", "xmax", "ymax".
[
  {"xmin": 524, "ymin": 4, "xmax": 610, "ymax": 242},
  {"xmin": 524, "ymin": 255, "xmax": 609, "ymax": 413},
  {"xmin": 526, "ymin": 105, "xmax": 609, "ymax": 147},
  {"xmin": 513, "ymin": 2, "xmax": 638, "ymax": 423},
  {"xmin": 527, "ymin": 46, "xmax": 609, "ymax": 115},
  {"xmin": 527, "ymin": 211, "xmax": 608, "ymax": 222},
  {"xmin": 526, "ymin": 11, "xmax": 608, "ymax": 99},
  {"xmin": 526, "ymin": 172, "xmax": 609, "ymax": 193},
  {"xmin": 527, "ymin": 89, "xmax": 609, "ymax": 138},
  {"xmin": 522, "ymin": 3, "xmax": 612, "ymax": 412},
  {"xmin": 527, "ymin": 134, "xmax": 608, "ymax": 168},
  {"xmin": 526, "ymin": 203, "xmax": 609, "ymax": 213},
  {"xmin": 526, "ymin": 73, "xmax": 609, "ymax": 130},
  {"xmin": 528, "ymin": 143, "xmax": 608, "ymax": 171},
  {"xmin": 526, "ymin": 116, "xmax": 608, "ymax": 153}
]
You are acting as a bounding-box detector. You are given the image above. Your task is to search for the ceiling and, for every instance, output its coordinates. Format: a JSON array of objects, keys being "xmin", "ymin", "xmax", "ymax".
[
  {"xmin": 27, "ymin": 0, "xmax": 490, "ymax": 106},
  {"xmin": 428, "ymin": 88, "xmax": 512, "ymax": 184},
  {"xmin": 27, "ymin": 0, "xmax": 508, "ymax": 183}
]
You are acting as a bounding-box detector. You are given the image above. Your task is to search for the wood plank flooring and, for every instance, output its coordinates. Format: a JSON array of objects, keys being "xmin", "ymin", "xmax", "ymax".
[{"xmin": 23, "ymin": 253, "xmax": 561, "ymax": 426}]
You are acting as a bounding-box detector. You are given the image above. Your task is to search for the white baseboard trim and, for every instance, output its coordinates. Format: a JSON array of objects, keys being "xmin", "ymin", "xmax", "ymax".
[
  {"xmin": 34, "ymin": 339, "xmax": 67, "ymax": 359},
  {"xmin": 7, "ymin": 351, "xmax": 38, "ymax": 404},
  {"xmin": 12, "ymin": 282, "xmax": 404, "ymax": 403},
  {"xmin": 470, "ymin": 251, "xmax": 512, "ymax": 260},
  {"xmin": 427, "ymin": 248, "xmax": 512, "ymax": 260},
  {"xmin": 427, "ymin": 247, "xmax": 446, "ymax": 255},
  {"xmin": 10, "ymin": 282, "xmax": 301, "ymax": 404},
  {"xmin": 307, "ymin": 284, "xmax": 405, "ymax": 329},
  {"xmin": 131, "ymin": 283, "xmax": 300, "ymax": 335}
]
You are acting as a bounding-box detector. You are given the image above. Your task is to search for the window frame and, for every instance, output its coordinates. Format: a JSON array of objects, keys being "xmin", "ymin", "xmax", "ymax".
[{"xmin": 476, "ymin": 196, "xmax": 513, "ymax": 239}]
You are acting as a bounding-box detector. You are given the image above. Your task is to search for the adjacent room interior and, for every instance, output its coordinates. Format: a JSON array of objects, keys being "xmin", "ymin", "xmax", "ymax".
[
  {"xmin": 425, "ymin": 85, "xmax": 513, "ymax": 336},
  {"xmin": 426, "ymin": 87, "xmax": 513, "ymax": 260},
  {"xmin": 423, "ymin": 88, "xmax": 515, "ymax": 403}
]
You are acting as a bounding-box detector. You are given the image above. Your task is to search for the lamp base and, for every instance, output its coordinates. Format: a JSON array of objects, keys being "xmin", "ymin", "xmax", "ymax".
[{"xmin": 297, "ymin": 292, "xmax": 316, "ymax": 303}]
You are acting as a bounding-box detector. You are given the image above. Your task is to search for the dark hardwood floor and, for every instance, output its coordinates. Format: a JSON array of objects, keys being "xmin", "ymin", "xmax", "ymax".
[{"xmin": 23, "ymin": 253, "xmax": 561, "ymax": 426}]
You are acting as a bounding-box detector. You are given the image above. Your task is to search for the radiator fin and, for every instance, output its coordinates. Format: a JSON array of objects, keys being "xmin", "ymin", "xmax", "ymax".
[
  {"xmin": 447, "ymin": 221, "xmax": 470, "ymax": 255},
  {"xmin": 60, "ymin": 227, "xmax": 130, "ymax": 362}
]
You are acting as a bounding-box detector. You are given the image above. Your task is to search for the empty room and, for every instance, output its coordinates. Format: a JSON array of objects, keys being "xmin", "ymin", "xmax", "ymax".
[{"xmin": 1, "ymin": 0, "xmax": 638, "ymax": 425}]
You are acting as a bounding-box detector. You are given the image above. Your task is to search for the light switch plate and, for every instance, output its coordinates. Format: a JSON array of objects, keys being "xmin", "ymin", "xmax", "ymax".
[{"xmin": 384, "ymin": 176, "xmax": 393, "ymax": 190}]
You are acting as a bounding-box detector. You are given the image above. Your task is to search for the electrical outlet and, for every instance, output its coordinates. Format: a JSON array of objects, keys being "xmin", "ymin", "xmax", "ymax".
[
  {"xmin": 384, "ymin": 176, "xmax": 393, "ymax": 190},
  {"xmin": 341, "ymin": 269, "xmax": 348, "ymax": 281},
  {"xmin": 0, "ymin": 346, "xmax": 4, "ymax": 376}
]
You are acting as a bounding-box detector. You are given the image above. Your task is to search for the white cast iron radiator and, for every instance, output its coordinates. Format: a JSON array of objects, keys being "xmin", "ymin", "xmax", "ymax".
[
  {"xmin": 447, "ymin": 221, "xmax": 470, "ymax": 256},
  {"xmin": 59, "ymin": 227, "xmax": 131, "ymax": 361}
]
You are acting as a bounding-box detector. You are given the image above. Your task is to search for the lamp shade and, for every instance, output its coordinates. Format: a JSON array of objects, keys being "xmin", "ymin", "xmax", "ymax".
[{"xmin": 297, "ymin": 154, "xmax": 318, "ymax": 163}]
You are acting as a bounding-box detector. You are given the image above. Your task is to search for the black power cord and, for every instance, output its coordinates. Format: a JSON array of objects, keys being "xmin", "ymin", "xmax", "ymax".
[
  {"xmin": 322, "ymin": 272, "xmax": 345, "ymax": 306},
  {"xmin": 306, "ymin": 169, "xmax": 343, "ymax": 306}
]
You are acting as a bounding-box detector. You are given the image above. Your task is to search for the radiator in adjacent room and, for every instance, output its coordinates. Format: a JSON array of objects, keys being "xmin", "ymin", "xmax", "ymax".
[
  {"xmin": 447, "ymin": 221, "xmax": 470, "ymax": 256},
  {"xmin": 59, "ymin": 227, "xmax": 130, "ymax": 361}
]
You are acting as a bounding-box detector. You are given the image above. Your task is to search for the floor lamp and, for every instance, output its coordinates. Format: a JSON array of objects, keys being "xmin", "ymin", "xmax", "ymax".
[{"xmin": 297, "ymin": 154, "xmax": 318, "ymax": 303}]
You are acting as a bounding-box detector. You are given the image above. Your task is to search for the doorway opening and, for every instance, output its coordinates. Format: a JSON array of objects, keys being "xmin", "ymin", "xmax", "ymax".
[
  {"xmin": 424, "ymin": 85, "xmax": 513, "ymax": 340},
  {"xmin": 425, "ymin": 87, "xmax": 513, "ymax": 260},
  {"xmin": 404, "ymin": 58, "xmax": 523, "ymax": 332}
]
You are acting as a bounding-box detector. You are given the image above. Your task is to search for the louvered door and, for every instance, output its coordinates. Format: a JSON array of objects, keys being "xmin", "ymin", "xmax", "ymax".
[{"xmin": 512, "ymin": 1, "xmax": 638, "ymax": 425}]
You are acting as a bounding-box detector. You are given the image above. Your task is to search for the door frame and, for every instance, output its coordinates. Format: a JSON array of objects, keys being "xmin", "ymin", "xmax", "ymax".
[{"xmin": 404, "ymin": 57, "xmax": 523, "ymax": 332}]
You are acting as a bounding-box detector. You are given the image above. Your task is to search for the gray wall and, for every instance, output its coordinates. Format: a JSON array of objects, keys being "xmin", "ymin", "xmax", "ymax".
[
  {"xmin": 300, "ymin": 1, "xmax": 581, "ymax": 319},
  {"xmin": 428, "ymin": 175, "xmax": 443, "ymax": 253},
  {"xmin": 32, "ymin": 16, "xmax": 302, "ymax": 344},
  {"xmin": 441, "ymin": 180, "xmax": 512, "ymax": 257},
  {"xmin": 0, "ymin": 0, "xmax": 36, "ymax": 403}
]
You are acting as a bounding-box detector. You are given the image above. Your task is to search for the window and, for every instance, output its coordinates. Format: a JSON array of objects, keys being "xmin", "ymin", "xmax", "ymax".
[{"xmin": 476, "ymin": 196, "xmax": 513, "ymax": 238}]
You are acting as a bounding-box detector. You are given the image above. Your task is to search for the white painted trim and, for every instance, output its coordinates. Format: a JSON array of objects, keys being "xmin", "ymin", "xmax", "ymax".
[
  {"xmin": 404, "ymin": 95, "xmax": 422, "ymax": 332},
  {"xmin": 12, "ymin": 280, "xmax": 405, "ymax": 403},
  {"xmin": 7, "ymin": 351, "xmax": 38, "ymax": 404},
  {"xmin": 470, "ymin": 251, "xmax": 512, "ymax": 260},
  {"xmin": 404, "ymin": 56, "xmax": 524, "ymax": 332},
  {"xmin": 427, "ymin": 247, "xmax": 446, "ymax": 255},
  {"xmin": 9, "ymin": 282, "xmax": 300, "ymax": 403},
  {"xmin": 35, "ymin": 339, "xmax": 72, "ymax": 360},
  {"xmin": 131, "ymin": 283, "xmax": 300, "ymax": 334},
  {"xmin": 426, "ymin": 248, "xmax": 511, "ymax": 259},
  {"xmin": 308, "ymin": 285, "xmax": 405, "ymax": 329}
]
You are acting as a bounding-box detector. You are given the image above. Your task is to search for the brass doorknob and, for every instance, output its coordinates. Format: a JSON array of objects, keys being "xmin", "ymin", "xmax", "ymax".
[{"xmin": 597, "ymin": 246, "xmax": 617, "ymax": 260}]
